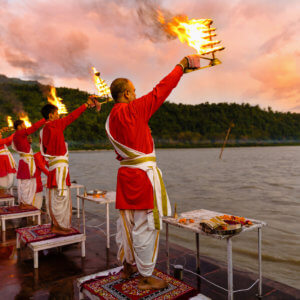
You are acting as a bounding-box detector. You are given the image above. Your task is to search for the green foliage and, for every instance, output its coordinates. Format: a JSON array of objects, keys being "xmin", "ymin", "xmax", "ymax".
[{"xmin": 1, "ymin": 79, "xmax": 300, "ymax": 149}]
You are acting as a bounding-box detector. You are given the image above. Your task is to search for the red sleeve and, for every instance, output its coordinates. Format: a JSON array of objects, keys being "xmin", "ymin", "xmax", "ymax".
[
  {"xmin": 34, "ymin": 152, "xmax": 49, "ymax": 176},
  {"xmin": 129, "ymin": 65, "xmax": 183, "ymax": 121},
  {"xmin": 59, "ymin": 104, "xmax": 87, "ymax": 130},
  {"xmin": 0, "ymin": 133, "xmax": 14, "ymax": 146},
  {"xmin": 25, "ymin": 119, "xmax": 46, "ymax": 135}
]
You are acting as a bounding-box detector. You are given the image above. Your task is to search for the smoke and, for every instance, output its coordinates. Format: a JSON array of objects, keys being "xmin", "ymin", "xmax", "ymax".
[
  {"xmin": 0, "ymin": 0, "xmax": 178, "ymax": 82},
  {"xmin": 136, "ymin": 1, "xmax": 176, "ymax": 42}
]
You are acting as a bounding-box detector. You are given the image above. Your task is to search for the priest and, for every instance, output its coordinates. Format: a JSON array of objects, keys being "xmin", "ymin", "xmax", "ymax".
[
  {"xmin": 105, "ymin": 55, "xmax": 200, "ymax": 289},
  {"xmin": 13, "ymin": 118, "xmax": 45, "ymax": 208},
  {"xmin": 40, "ymin": 97, "xmax": 100, "ymax": 235}
]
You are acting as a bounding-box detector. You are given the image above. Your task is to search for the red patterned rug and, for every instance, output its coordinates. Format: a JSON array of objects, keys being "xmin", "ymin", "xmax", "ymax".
[
  {"xmin": 16, "ymin": 224, "xmax": 80, "ymax": 244},
  {"xmin": 81, "ymin": 269, "xmax": 197, "ymax": 299},
  {"xmin": 0, "ymin": 205, "xmax": 38, "ymax": 215}
]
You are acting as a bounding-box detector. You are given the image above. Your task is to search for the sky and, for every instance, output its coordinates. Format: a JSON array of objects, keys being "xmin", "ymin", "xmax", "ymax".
[{"xmin": 0, "ymin": 0, "xmax": 299, "ymax": 112}]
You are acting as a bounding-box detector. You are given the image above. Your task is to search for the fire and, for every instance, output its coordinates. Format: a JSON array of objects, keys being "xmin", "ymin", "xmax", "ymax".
[
  {"xmin": 6, "ymin": 116, "xmax": 13, "ymax": 128},
  {"xmin": 158, "ymin": 12, "xmax": 224, "ymax": 55},
  {"xmin": 19, "ymin": 113, "xmax": 32, "ymax": 128},
  {"xmin": 92, "ymin": 67, "xmax": 111, "ymax": 98},
  {"xmin": 47, "ymin": 86, "xmax": 68, "ymax": 115}
]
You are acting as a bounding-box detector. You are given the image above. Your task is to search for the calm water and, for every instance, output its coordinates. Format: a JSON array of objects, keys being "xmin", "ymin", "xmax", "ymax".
[{"xmin": 17, "ymin": 147, "xmax": 300, "ymax": 289}]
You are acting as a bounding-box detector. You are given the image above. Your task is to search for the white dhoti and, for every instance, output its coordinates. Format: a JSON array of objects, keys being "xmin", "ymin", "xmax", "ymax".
[
  {"xmin": 48, "ymin": 187, "xmax": 72, "ymax": 229},
  {"xmin": 106, "ymin": 115, "xmax": 171, "ymax": 277},
  {"xmin": 40, "ymin": 129, "xmax": 71, "ymax": 229},
  {"xmin": 116, "ymin": 210, "xmax": 160, "ymax": 277},
  {"xmin": 0, "ymin": 173, "xmax": 14, "ymax": 189},
  {"xmin": 17, "ymin": 178, "xmax": 36, "ymax": 205},
  {"xmin": 33, "ymin": 191, "xmax": 43, "ymax": 209}
]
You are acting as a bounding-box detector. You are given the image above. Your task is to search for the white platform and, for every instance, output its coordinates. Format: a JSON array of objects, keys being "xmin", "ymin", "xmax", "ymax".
[
  {"xmin": 0, "ymin": 196, "xmax": 14, "ymax": 206},
  {"xmin": 70, "ymin": 183, "xmax": 85, "ymax": 219},
  {"xmin": 43, "ymin": 182, "xmax": 85, "ymax": 219},
  {"xmin": 77, "ymin": 191, "xmax": 116, "ymax": 249},
  {"xmin": 0, "ymin": 208, "xmax": 41, "ymax": 231},
  {"xmin": 16, "ymin": 228, "xmax": 86, "ymax": 268},
  {"xmin": 164, "ymin": 209, "xmax": 267, "ymax": 300}
]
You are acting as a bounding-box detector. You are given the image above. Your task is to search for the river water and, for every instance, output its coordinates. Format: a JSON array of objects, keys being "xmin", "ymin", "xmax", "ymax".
[{"xmin": 17, "ymin": 146, "xmax": 300, "ymax": 289}]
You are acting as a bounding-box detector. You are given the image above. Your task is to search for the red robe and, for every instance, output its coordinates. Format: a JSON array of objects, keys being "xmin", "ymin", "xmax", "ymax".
[
  {"xmin": 0, "ymin": 134, "xmax": 16, "ymax": 177},
  {"xmin": 34, "ymin": 152, "xmax": 49, "ymax": 193},
  {"xmin": 41, "ymin": 104, "xmax": 87, "ymax": 188},
  {"xmin": 13, "ymin": 119, "xmax": 45, "ymax": 179},
  {"xmin": 109, "ymin": 65, "xmax": 183, "ymax": 209}
]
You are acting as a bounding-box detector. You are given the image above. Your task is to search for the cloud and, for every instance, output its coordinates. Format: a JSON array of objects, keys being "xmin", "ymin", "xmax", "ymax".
[{"xmin": 0, "ymin": 0, "xmax": 299, "ymax": 112}]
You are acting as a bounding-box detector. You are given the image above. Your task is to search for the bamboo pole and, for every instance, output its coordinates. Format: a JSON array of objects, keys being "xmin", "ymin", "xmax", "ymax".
[{"xmin": 219, "ymin": 123, "xmax": 234, "ymax": 159}]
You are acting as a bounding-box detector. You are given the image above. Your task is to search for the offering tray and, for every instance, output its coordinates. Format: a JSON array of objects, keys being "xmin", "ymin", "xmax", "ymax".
[
  {"xmin": 200, "ymin": 223, "xmax": 242, "ymax": 236},
  {"xmin": 86, "ymin": 190, "xmax": 107, "ymax": 197}
]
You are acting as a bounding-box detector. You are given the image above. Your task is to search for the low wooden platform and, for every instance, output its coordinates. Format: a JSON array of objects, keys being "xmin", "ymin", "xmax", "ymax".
[
  {"xmin": 16, "ymin": 227, "xmax": 86, "ymax": 268},
  {"xmin": 0, "ymin": 194, "xmax": 14, "ymax": 206},
  {"xmin": 0, "ymin": 206, "xmax": 41, "ymax": 231}
]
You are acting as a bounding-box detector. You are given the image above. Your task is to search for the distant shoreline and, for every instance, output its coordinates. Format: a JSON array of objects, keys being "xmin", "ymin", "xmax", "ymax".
[
  {"xmin": 65, "ymin": 141, "xmax": 300, "ymax": 152},
  {"xmin": 10, "ymin": 141, "xmax": 300, "ymax": 153}
]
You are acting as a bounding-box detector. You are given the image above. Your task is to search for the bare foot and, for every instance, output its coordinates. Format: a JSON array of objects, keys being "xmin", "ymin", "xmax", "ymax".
[
  {"xmin": 121, "ymin": 262, "xmax": 138, "ymax": 279},
  {"xmin": 138, "ymin": 276, "xmax": 168, "ymax": 290},
  {"xmin": 51, "ymin": 225, "xmax": 72, "ymax": 235}
]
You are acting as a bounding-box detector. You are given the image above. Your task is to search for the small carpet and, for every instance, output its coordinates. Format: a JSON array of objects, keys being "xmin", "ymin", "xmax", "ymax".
[
  {"xmin": 16, "ymin": 224, "xmax": 80, "ymax": 244},
  {"xmin": 0, "ymin": 205, "xmax": 38, "ymax": 215},
  {"xmin": 82, "ymin": 269, "xmax": 197, "ymax": 299}
]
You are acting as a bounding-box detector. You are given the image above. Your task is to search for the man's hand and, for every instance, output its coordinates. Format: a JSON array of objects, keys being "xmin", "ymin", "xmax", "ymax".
[
  {"xmin": 86, "ymin": 97, "xmax": 96, "ymax": 108},
  {"xmin": 185, "ymin": 54, "xmax": 201, "ymax": 70},
  {"xmin": 87, "ymin": 96, "xmax": 101, "ymax": 112},
  {"xmin": 27, "ymin": 136, "xmax": 32, "ymax": 144}
]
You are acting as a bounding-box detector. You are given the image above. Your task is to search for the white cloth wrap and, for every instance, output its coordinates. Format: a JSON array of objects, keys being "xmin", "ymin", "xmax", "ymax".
[
  {"xmin": 0, "ymin": 145, "xmax": 16, "ymax": 170},
  {"xmin": 116, "ymin": 210, "xmax": 160, "ymax": 277},
  {"xmin": 12, "ymin": 141, "xmax": 36, "ymax": 177},
  {"xmin": 17, "ymin": 178, "xmax": 36, "ymax": 205},
  {"xmin": 47, "ymin": 187, "xmax": 71, "ymax": 229},
  {"xmin": 40, "ymin": 128, "xmax": 69, "ymax": 197},
  {"xmin": 33, "ymin": 191, "xmax": 43, "ymax": 209},
  {"xmin": 0, "ymin": 173, "xmax": 14, "ymax": 189},
  {"xmin": 105, "ymin": 116, "xmax": 171, "ymax": 230}
]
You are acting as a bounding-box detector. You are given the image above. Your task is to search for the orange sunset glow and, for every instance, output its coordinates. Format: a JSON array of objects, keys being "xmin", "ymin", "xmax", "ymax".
[{"xmin": 0, "ymin": 0, "xmax": 299, "ymax": 112}]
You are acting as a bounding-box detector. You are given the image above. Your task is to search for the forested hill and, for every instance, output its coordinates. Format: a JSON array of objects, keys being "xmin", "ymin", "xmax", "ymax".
[{"xmin": 1, "ymin": 75, "xmax": 300, "ymax": 150}]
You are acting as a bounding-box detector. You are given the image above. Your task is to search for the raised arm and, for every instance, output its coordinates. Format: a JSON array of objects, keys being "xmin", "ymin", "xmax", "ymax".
[
  {"xmin": 60, "ymin": 104, "xmax": 87, "ymax": 130},
  {"xmin": 127, "ymin": 56, "xmax": 201, "ymax": 121},
  {"xmin": 25, "ymin": 118, "xmax": 46, "ymax": 135},
  {"xmin": 0, "ymin": 133, "xmax": 14, "ymax": 146},
  {"xmin": 130, "ymin": 65, "xmax": 183, "ymax": 121},
  {"xmin": 59, "ymin": 97, "xmax": 99, "ymax": 130}
]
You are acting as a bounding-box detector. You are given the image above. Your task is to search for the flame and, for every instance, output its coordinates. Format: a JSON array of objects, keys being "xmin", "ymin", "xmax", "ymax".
[
  {"xmin": 92, "ymin": 67, "xmax": 111, "ymax": 98},
  {"xmin": 158, "ymin": 12, "xmax": 224, "ymax": 55},
  {"xmin": 19, "ymin": 113, "xmax": 32, "ymax": 128},
  {"xmin": 47, "ymin": 86, "xmax": 68, "ymax": 115},
  {"xmin": 6, "ymin": 116, "xmax": 13, "ymax": 128}
]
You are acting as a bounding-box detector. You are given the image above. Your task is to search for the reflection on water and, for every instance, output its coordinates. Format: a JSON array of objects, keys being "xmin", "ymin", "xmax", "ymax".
[{"xmin": 13, "ymin": 146, "xmax": 300, "ymax": 288}]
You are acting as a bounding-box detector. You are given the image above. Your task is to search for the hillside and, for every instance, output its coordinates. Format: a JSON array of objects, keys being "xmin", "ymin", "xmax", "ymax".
[{"xmin": 1, "ymin": 75, "xmax": 300, "ymax": 150}]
